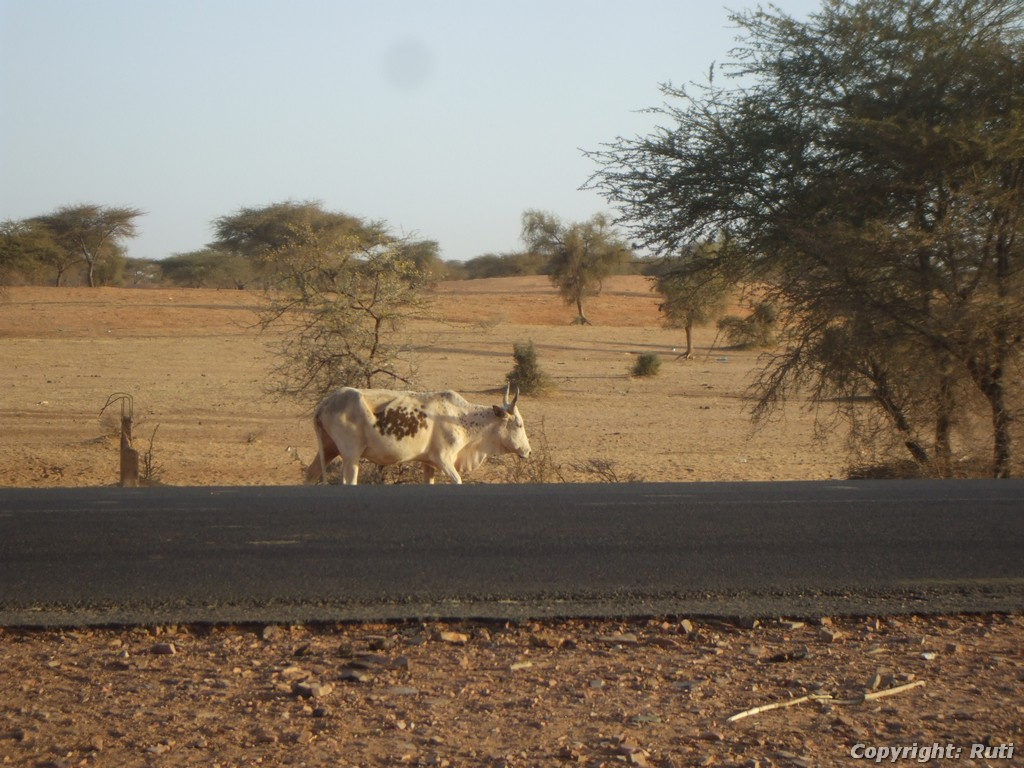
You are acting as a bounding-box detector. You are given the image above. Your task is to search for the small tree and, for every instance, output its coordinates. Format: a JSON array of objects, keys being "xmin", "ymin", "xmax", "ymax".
[
  {"xmin": 656, "ymin": 244, "xmax": 731, "ymax": 358},
  {"xmin": 270, "ymin": 247, "xmax": 430, "ymax": 396},
  {"xmin": 521, "ymin": 210, "xmax": 631, "ymax": 324}
]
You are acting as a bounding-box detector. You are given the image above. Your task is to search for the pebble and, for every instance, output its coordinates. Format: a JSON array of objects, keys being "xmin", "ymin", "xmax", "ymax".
[
  {"xmin": 280, "ymin": 665, "xmax": 307, "ymax": 680},
  {"xmin": 438, "ymin": 631, "xmax": 468, "ymax": 645},
  {"xmin": 340, "ymin": 667, "xmax": 374, "ymax": 683},
  {"xmin": 819, "ymin": 627, "xmax": 843, "ymax": 643},
  {"xmin": 292, "ymin": 681, "xmax": 334, "ymax": 699},
  {"xmin": 367, "ymin": 635, "xmax": 395, "ymax": 651},
  {"xmin": 598, "ymin": 632, "xmax": 638, "ymax": 645},
  {"xmin": 385, "ymin": 686, "xmax": 419, "ymax": 696},
  {"xmin": 529, "ymin": 632, "xmax": 564, "ymax": 649}
]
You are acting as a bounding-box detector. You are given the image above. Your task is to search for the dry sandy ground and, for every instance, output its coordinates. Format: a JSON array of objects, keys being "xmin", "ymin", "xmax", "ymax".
[
  {"xmin": 1, "ymin": 278, "xmax": 1022, "ymax": 767},
  {"xmin": 0, "ymin": 277, "xmax": 849, "ymax": 488}
]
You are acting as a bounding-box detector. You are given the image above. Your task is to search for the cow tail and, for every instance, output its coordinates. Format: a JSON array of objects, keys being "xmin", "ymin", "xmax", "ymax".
[
  {"xmin": 306, "ymin": 408, "xmax": 328, "ymax": 485},
  {"xmin": 315, "ymin": 411, "xmax": 326, "ymax": 484}
]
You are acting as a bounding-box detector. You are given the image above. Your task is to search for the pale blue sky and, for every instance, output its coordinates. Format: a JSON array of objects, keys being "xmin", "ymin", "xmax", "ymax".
[{"xmin": 1, "ymin": 0, "xmax": 821, "ymax": 263}]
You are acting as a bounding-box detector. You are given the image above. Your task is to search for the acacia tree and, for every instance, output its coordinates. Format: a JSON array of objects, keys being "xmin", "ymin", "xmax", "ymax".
[
  {"xmin": 32, "ymin": 204, "xmax": 142, "ymax": 287},
  {"xmin": 589, "ymin": 0, "xmax": 1024, "ymax": 477},
  {"xmin": 212, "ymin": 201, "xmax": 431, "ymax": 398},
  {"xmin": 521, "ymin": 210, "xmax": 631, "ymax": 324}
]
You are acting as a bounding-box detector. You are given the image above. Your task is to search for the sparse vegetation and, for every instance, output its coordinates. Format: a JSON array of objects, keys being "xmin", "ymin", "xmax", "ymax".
[
  {"xmin": 590, "ymin": 0, "xmax": 1024, "ymax": 478},
  {"xmin": 568, "ymin": 458, "xmax": 644, "ymax": 483},
  {"xmin": 499, "ymin": 417, "xmax": 565, "ymax": 484},
  {"xmin": 5, "ymin": 275, "xmax": 1018, "ymax": 486},
  {"xmin": 141, "ymin": 424, "xmax": 162, "ymax": 485},
  {"xmin": 631, "ymin": 352, "xmax": 661, "ymax": 378}
]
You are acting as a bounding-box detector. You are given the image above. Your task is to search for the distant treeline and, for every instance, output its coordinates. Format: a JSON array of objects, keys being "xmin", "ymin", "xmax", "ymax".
[
  {"xmin": 137, "ymin": 249, "xmax": 663, "ymax": 289},
  {"xmin": 2, "ymin": 202, "xmax": 665, "ymax": 289},
  {"xmin": 444, "ymin": 251, "xmax": 664, "ymax": 282},
  {"xmin": 3, "ymin": 241, "xmax": 666, "ymax": 289}
]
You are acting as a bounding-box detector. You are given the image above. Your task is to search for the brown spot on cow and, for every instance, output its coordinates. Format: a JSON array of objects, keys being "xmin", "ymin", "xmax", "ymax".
[{"xmin": 374, "ymin": 406, "xmax": 428, "ymax": 440}]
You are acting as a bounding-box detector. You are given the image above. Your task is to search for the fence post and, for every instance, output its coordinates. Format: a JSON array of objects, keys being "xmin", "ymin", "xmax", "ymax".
[
  {"xmin": 103, "ymin": 393, "xmax": 139, "ymax": 487},
  {"xmin": 120, "ymin": 412, "xmax": 139, "ymax": 487}
]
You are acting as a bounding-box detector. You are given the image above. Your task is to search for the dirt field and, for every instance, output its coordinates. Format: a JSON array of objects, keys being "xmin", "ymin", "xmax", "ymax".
[
  {"xmin": 1, "ymin": 278, "xmax": 1021, "ymax": 767},
  {"xmin": 0, "ymin": 276, "xmax": 849, "ymax": 488}
]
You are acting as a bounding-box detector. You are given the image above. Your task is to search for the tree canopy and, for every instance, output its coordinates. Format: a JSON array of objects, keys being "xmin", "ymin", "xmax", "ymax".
[{"xmin": 589, "ymin": 0, "xmax": 1024, "ymax": 477}]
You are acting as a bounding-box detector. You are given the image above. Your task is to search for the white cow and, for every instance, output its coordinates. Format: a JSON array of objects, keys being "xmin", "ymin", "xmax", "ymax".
[{"xmin": 304, "ymin": 385, "xmax": 531, "ymax": 485}]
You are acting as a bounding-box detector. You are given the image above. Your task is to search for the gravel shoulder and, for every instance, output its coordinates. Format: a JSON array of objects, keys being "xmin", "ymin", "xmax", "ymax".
[{"xmin": 2, "ymin": 614, "xmax": 1022, "ymax": 767}]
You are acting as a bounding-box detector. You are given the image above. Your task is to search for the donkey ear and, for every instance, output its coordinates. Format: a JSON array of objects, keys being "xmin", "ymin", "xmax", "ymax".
[{"xmin": 492, "ymin": 405, "xmax": 506, "ymax": 418}]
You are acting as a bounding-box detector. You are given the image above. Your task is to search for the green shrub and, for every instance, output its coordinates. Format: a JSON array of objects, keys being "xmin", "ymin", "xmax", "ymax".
[
  {"xmin": 631, "ymin": 352, "xmax": 662, "ymax": 378},
  {"xmin": 506, "ymin": 341, "xmax": 552, "ymax": 395}
]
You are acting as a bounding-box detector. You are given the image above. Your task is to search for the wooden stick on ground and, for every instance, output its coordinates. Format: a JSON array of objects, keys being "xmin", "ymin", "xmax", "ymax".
[
  {"xmin": 727, "ymin": 693, "xmax": 833, "ymax": 723},
  {"xmin": 727, "ymin": 680, "xmax": 926, "ymax": 723},
  {"xmin": 833, "ymin": 679, "xmax": 927, "ymax": 705}
]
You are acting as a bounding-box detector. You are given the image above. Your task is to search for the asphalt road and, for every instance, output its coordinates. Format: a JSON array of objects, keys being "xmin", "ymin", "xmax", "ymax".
[{"xmin": 0, "ymin": 480, "xmax": 1022, "ymax": 626}]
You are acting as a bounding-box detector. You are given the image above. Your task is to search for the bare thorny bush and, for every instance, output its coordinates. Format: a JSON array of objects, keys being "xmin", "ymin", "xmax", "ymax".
[
  {"xmin": 497, "ymin": 417, "xmax": 566, "ymax": 484},
  {"xmin": 257, "ymin": 246, "xmax": 432, "ymax": 401},
  {"xmin": 493, "ymin": 418, "xmax": 645, "ymax": 484}
]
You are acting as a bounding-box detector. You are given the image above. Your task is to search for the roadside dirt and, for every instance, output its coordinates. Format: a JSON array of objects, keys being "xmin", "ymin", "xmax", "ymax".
[
  {"xmin": 1, "ymin": 278, "xmax": 1021, "ymax": 767},
  {"xmin": 2, "ymin": 616, "xmax": 1022, "ymax": 767}
]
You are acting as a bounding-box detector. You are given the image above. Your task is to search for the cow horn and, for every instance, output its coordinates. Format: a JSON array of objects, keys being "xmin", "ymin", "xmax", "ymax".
[{"xmin": 503, "ymin": 383, "xmax": 520, "ymax": 410}]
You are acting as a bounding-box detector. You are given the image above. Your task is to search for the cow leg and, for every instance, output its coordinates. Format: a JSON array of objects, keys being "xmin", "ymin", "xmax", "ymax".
[
  {"xmin": 341, "ymin": 458, "xmax": 359, "ymax": 485},
  {"xmin": 307, "ymin": 417, "xmax": 339, "ymax": 485},
  {"xmin": 438, "ymin": 460, "xmax": 463, "ymax": 485},
  {"xmin": 304, "ymin": 457, "xmax": 323, "ymax": 485},
  {"xmin": 423, "ymin": 465, "xmax": 436, "ymax": 484}
]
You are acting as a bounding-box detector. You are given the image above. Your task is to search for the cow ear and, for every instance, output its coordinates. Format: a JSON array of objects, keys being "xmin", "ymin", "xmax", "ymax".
[{"xmin": 492, "ymin": 405, "xmax": 506, "ymax": 418}]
